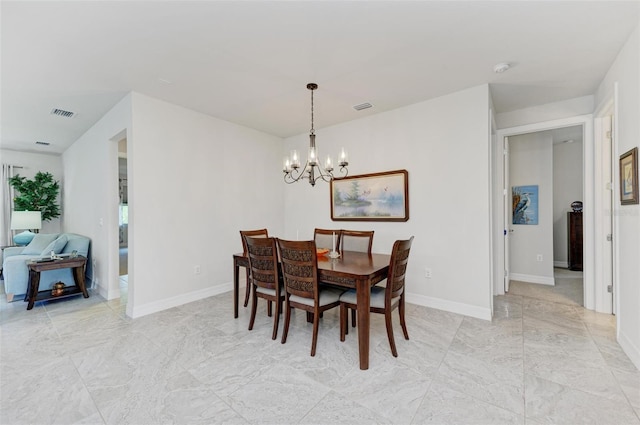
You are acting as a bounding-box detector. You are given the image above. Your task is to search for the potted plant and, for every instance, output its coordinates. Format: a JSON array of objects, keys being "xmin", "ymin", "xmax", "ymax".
[{"xmin": 9, "ymin": 171, "xmax": 61, "ymax": 222}]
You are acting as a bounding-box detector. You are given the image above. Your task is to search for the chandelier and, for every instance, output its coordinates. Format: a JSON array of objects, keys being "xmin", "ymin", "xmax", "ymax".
[{"xmin": 283, "ymin": 83, "xmax": 349, "ymax": 186}]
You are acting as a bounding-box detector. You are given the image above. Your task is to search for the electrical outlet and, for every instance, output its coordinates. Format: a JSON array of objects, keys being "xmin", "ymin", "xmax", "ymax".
[
  {"xmin": 536, "ymin": 254, "xmax": 543, "ymax": 262},
  {"xmin": 194, "ymin": 265, "xmax": 201, "ymax": 275},
  {"xmin": 425, "ymin": 267, "xmax": 432, "ymax": 278}
]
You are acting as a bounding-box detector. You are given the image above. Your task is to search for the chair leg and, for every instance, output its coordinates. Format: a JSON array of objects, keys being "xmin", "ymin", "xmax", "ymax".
[
  {"xmin": 385, "ymin": 310, "xmax": 398, "ymax": 357},
  {"xmin": 271, "ymin": 297, "xmax": 280, "ymax": 340},
  {"xmin": 345, "ymin": 305, "xmax": 354, "ymax": 336},
  {"xmin": 281, "ymin": 299, "xmax": 291, "ymax": 344},
  {"xmin": 310, "ymin": 309, "xmax": 320, "ymax": 357},
  {"xmin": 248, "ymin": 289, "xmax": 258, "ymax": 331},
  {"xmin": 399, "ymin": 296, "xmax": 409, "ymax": 340},
  {"xmin": 243, "ymin": 270, "xmax": 251, "ymax": 307},
  {"xmin": 339, "ymin": 304, "xmax": 347, "ymax": 342},
  {"xmin": 267, "ymin": 301, "xmax": 273, "ymax": 317}
]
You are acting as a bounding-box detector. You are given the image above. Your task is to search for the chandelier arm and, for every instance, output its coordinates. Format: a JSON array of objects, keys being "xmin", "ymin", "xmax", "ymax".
[
  {"xmin": 283, "ymin": 160, "xmax": 311, "ymax": 184},
  {"xmin": 310, "ymin": 164, "xmax": 335, "ymax": 184}
]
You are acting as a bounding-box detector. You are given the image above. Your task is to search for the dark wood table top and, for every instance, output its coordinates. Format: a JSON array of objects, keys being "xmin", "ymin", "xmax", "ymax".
[
  {"xmin": 234, "ymin": 250, "xmax": 390, "ymax": 281},
  {"xmin": 317, "ymin": 251, "xmax": 390, "ymax": 273},
  {"xmin": 27, "ymin": 255, "xmax": 87, "ymax": 271}
]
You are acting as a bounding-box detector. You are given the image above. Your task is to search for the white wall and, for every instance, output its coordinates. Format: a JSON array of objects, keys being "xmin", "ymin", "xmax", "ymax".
[
  {"xmin": 64, "ymin": 92, "xmax": 285, "ymax": 317},
  {"xmin": 495, "ymin": 95, "xmax": 594, "ymax": 130},
  {"xmin": 509, "ymin": 132, "xmax": 555, "ymax": 285},
  {"xmin": 283, "ymin": 85, "xmax": 493, "ymax": 320},
  {"xmin": 595, "ymin": 22, "xmax": 640, "ymax": 369},
  {"xmin": 128, "ymin": 93, "xmax": 284, "ymax": 317},
  {"xmin": 62, "ymin": 94, "xmax": 133, "ymax": 299},
  {"xmin": 553, "ymin": 140, "xmax": 583, "ymax": 267}
]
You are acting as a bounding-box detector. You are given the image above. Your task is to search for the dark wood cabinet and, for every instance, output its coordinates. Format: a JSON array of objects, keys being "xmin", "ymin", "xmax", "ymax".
[{"xmin": 568, "ymin": 212, "xmax": 583, "ymax": 271}]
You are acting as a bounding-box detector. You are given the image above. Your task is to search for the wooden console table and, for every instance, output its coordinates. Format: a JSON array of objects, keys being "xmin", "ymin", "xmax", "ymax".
[{"xmin": 26, "ymin": 256, "xmax": 89, "ymax": 310}]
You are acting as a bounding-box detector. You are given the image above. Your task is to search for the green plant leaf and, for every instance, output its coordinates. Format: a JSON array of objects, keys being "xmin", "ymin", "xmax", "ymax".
[{"xmin": 9, "ymin": 171, "xmax": 61, "ymax": 222}]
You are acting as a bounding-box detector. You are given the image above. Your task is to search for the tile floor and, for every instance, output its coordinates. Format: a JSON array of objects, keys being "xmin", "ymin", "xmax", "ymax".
[{"xmin": 1, "ymin": 272, "xmax": 638, "ymax": 424}]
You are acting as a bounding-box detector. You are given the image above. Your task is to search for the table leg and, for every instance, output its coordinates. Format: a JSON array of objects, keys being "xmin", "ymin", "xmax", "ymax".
[
  {"xmin": 27, "ymin": 269, "xmax": 40, "ymax": 310},
  {"xmin": 356, "ymin": 277, "xmax": 370, "ymax": 370},
  {"xmin": 233, "ymin": 258, "xmax": 240, "ymax": 318},
  {"xmin": 72, "ymin": 265, "xmax": 89, "ymax": 298}
]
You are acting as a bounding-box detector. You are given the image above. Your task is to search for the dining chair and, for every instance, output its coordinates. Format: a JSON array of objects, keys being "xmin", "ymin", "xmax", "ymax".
[
  {"xmin": 313, "ymin": 228, "xmax": 342, "ymax": 252},
  {"xmin": 240, "ymin": 229, "xmax": 269, "ymax": 308},
  {"xmin": 340, "ymin": 230, "xmax": 374, "ymax": 253},
  {"xmin": 340, "ymin": 229, "xmax": 374, "ymax": 328},
  {"xmin": 244, "ymin": 236, "xmax": 284, "ymax": 340},
  {"xmin": 276, "ymin": 238, "xmax": 344, "ymax": 356},
  {"xmin": 339, "ymin": 236, "xmax": 414, "ymax": 357}
]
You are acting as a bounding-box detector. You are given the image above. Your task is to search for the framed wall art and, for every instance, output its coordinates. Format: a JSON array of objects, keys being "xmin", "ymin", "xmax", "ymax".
[
  {"xmin": 620, "ymin": 147, "xmax": 638, "ymax": 205},
  {"xmin": 512, "ymin": 185, "xmax": 539, "ymax": 225},
  {"xmin": 330, "ymin": 169, "xmax": 409, "ymax": 221}
]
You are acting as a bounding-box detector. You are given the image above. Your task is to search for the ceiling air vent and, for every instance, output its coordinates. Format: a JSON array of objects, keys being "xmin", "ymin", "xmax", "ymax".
[
  {"xmin": 353, "ymin": 102, "xmax": 373, "ymax": 111},
  {"xmin": 50, "ymin": 108, "xmax": 75, "ymax": 118},
  {"xmin": 35, "ymin": 141, "xmax": 51, "ymax": 146}
]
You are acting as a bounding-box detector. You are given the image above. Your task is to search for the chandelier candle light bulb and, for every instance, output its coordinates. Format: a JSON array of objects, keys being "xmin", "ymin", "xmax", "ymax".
[
  {"xmin": 325, "ymin": 155, "xmax": 333, "ymax": 172},
  {"xmin": 291, "ymin": 150, "xmax": 300, "ymax": 169},
  {"xmin": 339, "ymin": 148, "xmax": 348, "ymax": 166},
  {"xmin": 309, "ymin": 145, "xmax": 317, "ymax": 166}
]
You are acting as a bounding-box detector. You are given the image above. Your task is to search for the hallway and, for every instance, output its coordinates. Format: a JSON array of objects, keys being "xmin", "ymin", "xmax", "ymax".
[{"xmin": 508, "ymin": 268, "xmax": 584, "ymax": 306}]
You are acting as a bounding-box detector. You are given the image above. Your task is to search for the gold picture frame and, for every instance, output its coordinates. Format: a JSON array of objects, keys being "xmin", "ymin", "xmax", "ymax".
[
  {"xmin": 620, "ymin": 147, "xmax": 638, "ymax": 205},
  {"xmin": 330, "ymin": 169, "xmax": 409, "ymax": 221}
]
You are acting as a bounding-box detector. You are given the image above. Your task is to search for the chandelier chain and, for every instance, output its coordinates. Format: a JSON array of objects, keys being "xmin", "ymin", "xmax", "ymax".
[{"xmin": 310, "ymin": 88, "xmax": 314, "ymax": 134}]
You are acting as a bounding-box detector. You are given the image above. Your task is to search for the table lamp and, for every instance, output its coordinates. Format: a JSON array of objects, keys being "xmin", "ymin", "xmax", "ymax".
[{"xmin": 10, "ymin": 211, "xmax": 42, "ymax": 245}]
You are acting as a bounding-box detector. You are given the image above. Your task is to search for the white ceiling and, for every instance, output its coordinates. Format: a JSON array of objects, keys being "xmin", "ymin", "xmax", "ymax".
[{"xmin": 1, "ymin": 1, "xmax": 638, "ymax": 155}]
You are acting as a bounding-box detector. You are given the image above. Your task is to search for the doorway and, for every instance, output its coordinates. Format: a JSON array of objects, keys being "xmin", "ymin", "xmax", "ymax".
[
  {"xmin": 117, "ymin": 138, "xmax": 129, "ymax": 300},
  {"xmin": 505, "ymin": 126, "xmax": 584, "ymax": 305},
  {"xmin": 493, "ymin": 115, "xmax": 605, "ymax": 311}
]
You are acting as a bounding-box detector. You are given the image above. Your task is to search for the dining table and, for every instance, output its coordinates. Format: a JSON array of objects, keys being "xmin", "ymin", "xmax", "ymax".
[{"xmin": 232, "ymin": 250, "xmax": 390, "ymax": 370}]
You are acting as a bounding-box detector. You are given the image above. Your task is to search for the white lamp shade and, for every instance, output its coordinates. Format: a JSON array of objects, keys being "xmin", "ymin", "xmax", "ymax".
[{"xmin": 10, "ymin": 211, "xmax": 42, "ymax": 231}]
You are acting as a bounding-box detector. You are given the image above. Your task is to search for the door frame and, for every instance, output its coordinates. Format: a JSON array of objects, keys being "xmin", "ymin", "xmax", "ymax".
[
  {"xmin": 503, "ymin": 136, "xmax": 510, "ymax": 293},
  {"xmin": 593, "ymin": 84, "xmax": 618, "ymax": 316},
  {"xmin": 107, "ymin": 129, "xmax": 135, "ymax": 318},
  {"xmin": 493, "ymin": 115, "xmax": 596, "ymax": 310}
]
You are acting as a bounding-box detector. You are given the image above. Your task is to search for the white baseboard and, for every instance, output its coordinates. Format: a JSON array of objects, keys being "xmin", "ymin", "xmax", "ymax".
[
  {"xmin": 510, "ymin": 273, "xmax": 555, "ymax": 286},
  {"xmin": 618, "ymin": 329, "xmax": 640, "ymax": 371},
  {"xmin": 406, "ymin": 293, "xmax": 492, "ymax": 321},
  {"xmin": 130, "ymin": 282, "xmax": 229, "ymax": 319},
  {"xmin": 554, "ymin": 261, "xmax": 568, "ymax": 268},
  {"xmin": 87, "ymin": 277, "xmax": 109, "ymax": 300},
  {"xmin": 128, "ymin": 284, "xmax": 493, "ymax": 322}
]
